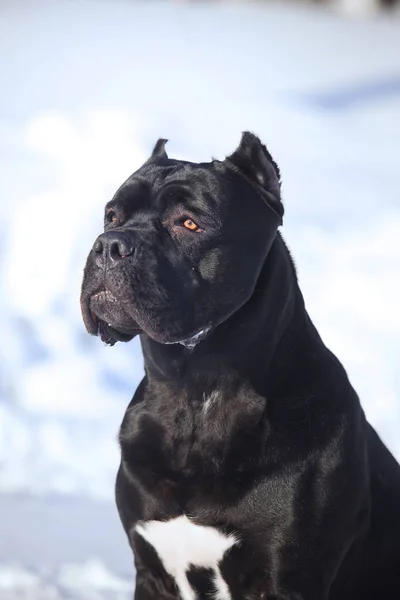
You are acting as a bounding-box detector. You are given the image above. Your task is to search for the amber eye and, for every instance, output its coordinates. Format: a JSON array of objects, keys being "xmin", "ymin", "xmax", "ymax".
[
  {"xmin": 106, "ymin": 210, "xmax": 117, "ymax": 224},
  {"xmin": 183, "ymin": 218, "xmax": 200, "ymax": 232}
]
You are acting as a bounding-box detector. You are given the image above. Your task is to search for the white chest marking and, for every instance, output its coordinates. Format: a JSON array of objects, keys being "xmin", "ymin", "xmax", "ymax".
[
  {"xmin": 203, "ymin": 390, "xmax": 220, "ymax": 414},
  {"xmin": 136, "ymin": 516, "xmax": 238, "ymax": 600}
]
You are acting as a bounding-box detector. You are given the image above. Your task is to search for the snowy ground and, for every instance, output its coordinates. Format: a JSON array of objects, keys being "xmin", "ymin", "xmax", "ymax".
[{"xmin": 0, "ymin": 0, "xmax": 399, "ymax": 597}]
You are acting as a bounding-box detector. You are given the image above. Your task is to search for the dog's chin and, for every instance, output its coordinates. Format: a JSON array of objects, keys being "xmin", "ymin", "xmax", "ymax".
[
  {"xmin": 81, "ymin": 290, "xmax": 141, "ymax": 346},
  {"xmin": 96, "ymin": 321, "xmax": 138, "ymax": 346}
]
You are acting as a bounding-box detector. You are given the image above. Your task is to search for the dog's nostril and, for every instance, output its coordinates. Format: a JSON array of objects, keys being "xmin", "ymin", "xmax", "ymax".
[
  {"xmin": 93, "ymin": 239, "xmax": 103, "ymax": 254},
  {"xmin": 109, "ymin": 240, "xmax": 132, "ymax": 260}
]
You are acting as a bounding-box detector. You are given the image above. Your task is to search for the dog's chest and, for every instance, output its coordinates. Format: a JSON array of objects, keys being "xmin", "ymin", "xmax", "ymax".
[
  {"xmin": 136, "ymin": 516, "xmax": 238, "ymax": 600},
  {"xmin": 123, "ymin": 383, "xmax": 266, "ymax": 477}
]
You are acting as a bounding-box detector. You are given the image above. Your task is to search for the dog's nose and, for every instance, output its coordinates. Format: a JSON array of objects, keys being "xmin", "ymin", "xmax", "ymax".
[{"xmin": 92, "ymin": 231, "xmax": 134, "ymax": 265}]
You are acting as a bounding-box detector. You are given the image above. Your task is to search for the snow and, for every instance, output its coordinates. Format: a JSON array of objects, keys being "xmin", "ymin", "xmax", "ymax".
[
  {"xmin": 0, "ymin": 561, "xmax": 131, "ymax": 600},
  {"xmin": 0, "ymin": 0, "xmax": 399, "ymax": 597}
]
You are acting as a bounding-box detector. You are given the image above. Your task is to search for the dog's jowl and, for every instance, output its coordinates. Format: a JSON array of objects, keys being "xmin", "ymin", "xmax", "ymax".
[{"xmin": 81, "ymin": 132, "xmax": 400, "ymax": 600}]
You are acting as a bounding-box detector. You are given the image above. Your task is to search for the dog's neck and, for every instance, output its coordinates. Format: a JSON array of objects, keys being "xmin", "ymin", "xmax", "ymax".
[{"xmin": 140, "ymin": 233, "xmax": 317, "ymax": 398}]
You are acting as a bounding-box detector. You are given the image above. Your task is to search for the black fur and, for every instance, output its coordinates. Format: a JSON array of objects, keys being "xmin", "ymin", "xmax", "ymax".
[{"xmin": 81, "ymin": 132, "xmax": 400, "ymax": 600}]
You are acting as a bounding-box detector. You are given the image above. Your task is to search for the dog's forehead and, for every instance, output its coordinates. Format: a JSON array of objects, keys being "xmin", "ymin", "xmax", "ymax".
[
  {"xmin": 112, "ymin": 158, "xmax": 224, "ymax": 206},
  {"xmin": 136, "ymin": 158, "xmax": 219, "ymax": 188}
]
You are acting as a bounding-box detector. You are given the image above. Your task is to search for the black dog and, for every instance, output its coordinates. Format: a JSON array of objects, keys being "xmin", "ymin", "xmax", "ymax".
[{"xmin": 81, "ymin": 133, "xmax": 400, "ymax": 600}]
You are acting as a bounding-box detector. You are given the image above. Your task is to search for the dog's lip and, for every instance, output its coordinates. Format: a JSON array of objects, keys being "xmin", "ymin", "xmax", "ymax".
[
  {"xmin": 80, "ymin": 295, "xmax": 99, "ymax": 336},
  {"xmin": 80, "ymin": 289, "xmax": 122, "ymax": 336},
  {"xmin": 97, "ymin": 321, "xmax": 140, "ymax": 345},
  {"xmin": 81, "ymin": 289, "xmax": 142, "ymax": 343}
]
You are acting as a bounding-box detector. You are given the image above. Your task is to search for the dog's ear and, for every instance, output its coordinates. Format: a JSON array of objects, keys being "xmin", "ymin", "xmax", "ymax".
[
  {"xmin": 151, "ymin": 138, "xmax": 168, "ymax": 159},
  {"xmin": 226, "ymin": 132, "xmax": 283, "ymax": 218}
]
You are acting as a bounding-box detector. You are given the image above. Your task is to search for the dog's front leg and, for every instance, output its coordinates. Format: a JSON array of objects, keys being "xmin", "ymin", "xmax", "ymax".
[
  {"xmin": 134, "ymin": 568, "xmax": 179, "ymax": 600},
  {"xmin": 267, "ymin": 591, "xmax": 328, "ymax": 600},
  {"xmin": 264, "ymin": 578, "xmax": 331, "ymax": 600},
  {"xmin": 260, "ymin": 526, "xmax": 356, "ymax": 600},
  {"xmin": 132, "ymin": 534, "xmax": 180, "ymax": 600}
]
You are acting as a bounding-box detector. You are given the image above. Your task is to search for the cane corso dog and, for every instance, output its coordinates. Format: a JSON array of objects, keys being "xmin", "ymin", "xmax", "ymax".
[{"xmin": 80, "ymin": 133, "xmax": 400, "ymax": 600}]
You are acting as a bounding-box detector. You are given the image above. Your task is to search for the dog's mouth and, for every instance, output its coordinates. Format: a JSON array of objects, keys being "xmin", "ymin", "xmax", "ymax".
[
  {"xmin": 81, "ymin": 288, "xmax": 213, "ymax": 348},
  {"xmin": 81, "ymin": 290, "xmax": 141, "ymax": 346}
]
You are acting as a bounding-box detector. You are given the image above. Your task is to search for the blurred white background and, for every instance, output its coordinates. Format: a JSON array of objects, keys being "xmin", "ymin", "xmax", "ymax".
[{"xmin": 0, "ymin": 0, "xmax": 399, "ymax": 598}]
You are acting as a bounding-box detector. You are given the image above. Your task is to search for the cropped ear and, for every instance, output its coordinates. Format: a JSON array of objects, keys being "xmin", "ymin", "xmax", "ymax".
[
  {"xmin": 226, "ymin": 132, "xmax": 283, "ymax": 218},
  {"xmin": 151, "ymin": 138, "xmax": 168, "ymax": 159}
]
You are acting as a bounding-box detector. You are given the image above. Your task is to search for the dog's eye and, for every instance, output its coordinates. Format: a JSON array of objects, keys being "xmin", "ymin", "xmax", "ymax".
[
  {"xmin": 183, "ymin": 218, "xmax": 201, "ymax": 232},
  {"xmin": 106, "ymin": 210, "xmax": 117, "ymax": 224}
]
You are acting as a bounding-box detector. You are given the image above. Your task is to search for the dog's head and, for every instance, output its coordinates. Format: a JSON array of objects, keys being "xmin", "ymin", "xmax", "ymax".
[{"xmin": 80, "ymin": 132, "xmax": 283, "ymax": 347}]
